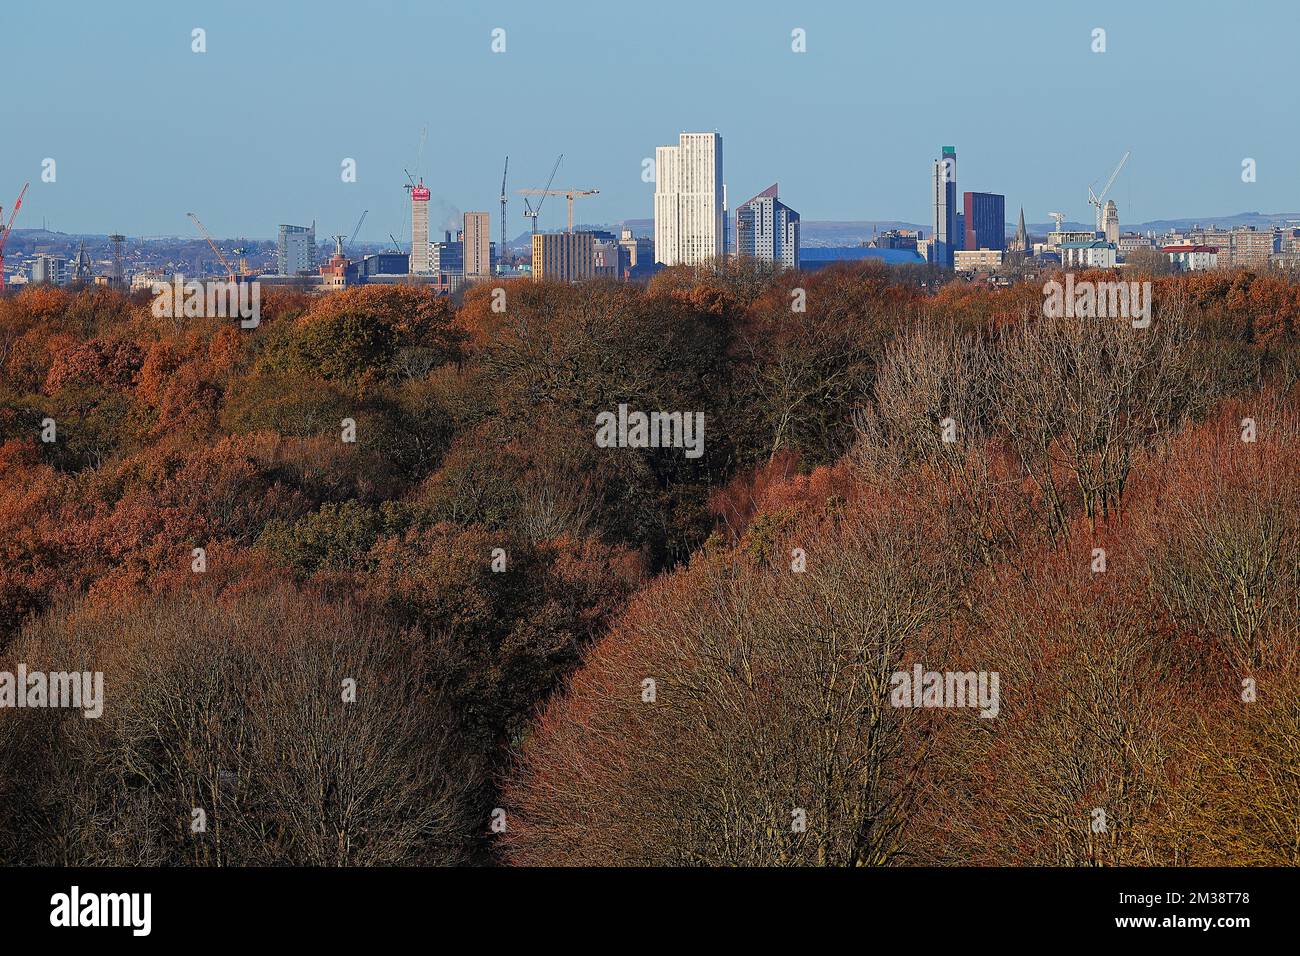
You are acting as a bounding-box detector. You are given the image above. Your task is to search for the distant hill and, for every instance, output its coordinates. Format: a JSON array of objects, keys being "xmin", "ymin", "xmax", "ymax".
[
  {"xmin": 1023, "ymin": 212, "xmax": 1300, "ymax": 236},
  {"xmin": 21, "ymin": 211, "xmax": 1300, "ymax": 255}
]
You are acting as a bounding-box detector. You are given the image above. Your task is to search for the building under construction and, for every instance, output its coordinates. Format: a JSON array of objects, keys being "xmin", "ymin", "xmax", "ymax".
[{"xmin": 409, "ymin": 180, "xmax": 430, "ymax": 273}]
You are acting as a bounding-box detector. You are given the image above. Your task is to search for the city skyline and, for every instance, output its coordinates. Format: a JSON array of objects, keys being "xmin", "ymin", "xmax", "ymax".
[{"xmin": 5, "ymin": 0, "xmax": 1300, "ymax": 239}]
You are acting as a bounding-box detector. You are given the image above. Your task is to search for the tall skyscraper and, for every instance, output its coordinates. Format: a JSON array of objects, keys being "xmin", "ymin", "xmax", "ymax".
[
  {"xmin": 963, "ymin": 192, "xmax": 1006, "ymax": 251},
  {"xmin": 410, "ymin": 179, "xmax": 430, "ymax": 274},
  {"xmin": 931, "ymin": 146, "xmax": 957, "ymax": 267},
  {"xmin": 463, "ymin": 211, "xmax": 491, "ymax": 278},
  {"xmin": 734, "ymin": 183, "xmax": 800, "ymax": 270},
  {"xmin": 654, "ymin": 132, "xmax": 725, "ymax": 266},
  {"xmin": 277, "ymin": 223, "xmax": 316, "ymax": 275}
]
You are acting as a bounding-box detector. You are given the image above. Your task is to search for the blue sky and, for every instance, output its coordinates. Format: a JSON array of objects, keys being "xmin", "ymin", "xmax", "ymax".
[{"xmin": 4, "ymin": 0, "xmax": 1298, "ymax": 238}]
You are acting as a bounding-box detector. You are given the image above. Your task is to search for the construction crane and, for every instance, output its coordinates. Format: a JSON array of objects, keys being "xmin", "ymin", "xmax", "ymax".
[
  {"xmin": 1088, "ymin": 150, "xmax": 1130, "ymax": 232},
  {"xmin": 388, "ymin": 234, "xmax": 404, "ymax": 253},
  {"xmin": 346, "ymin": 210, "xmax": 368, "ymax": 251},
  {"xmin": 498, "ymin": 156, "xmax": 508, "ymax": 272},
  {"xmin": 518, "ymin": 186, "xmax": 600, "ymax": 234},
  {"xmin": 0, "ymin": 182, "xmax": 30, "ymax": 291},
  {"xmin": 186, "ymin": 211, "xmax": 237, "ymax": 281},
  {"xmin": 403, "ymin": 126, "xmax": 429, "ymax": 196},
  {"xmin": 1048, "ymin": 212, "xmax": 1066, "ymax": 232},
  {"xmin": 522, "ymin": 154, "xmax": 562, "ymax": 235}
]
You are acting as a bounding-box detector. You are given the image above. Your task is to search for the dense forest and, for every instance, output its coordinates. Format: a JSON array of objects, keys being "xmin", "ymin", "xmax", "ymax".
[{"xmin": 0, "ymin": 262, "xmax": 1296, "ymax": 865}]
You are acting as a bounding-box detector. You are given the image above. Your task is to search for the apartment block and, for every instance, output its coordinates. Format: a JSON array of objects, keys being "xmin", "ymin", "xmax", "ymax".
[
  {"xmin": 532, "ymin": 231, "xmax": 595, "ymax": 282},
  {"xmin": 654, "ymin": 132, "xmax": 724, "ymax": 266}
]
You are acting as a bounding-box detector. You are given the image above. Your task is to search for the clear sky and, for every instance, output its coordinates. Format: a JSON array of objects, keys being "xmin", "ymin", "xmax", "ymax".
[{"xmin": 5, "ymin": 0, "xmax": 1298, "ymax": 239}]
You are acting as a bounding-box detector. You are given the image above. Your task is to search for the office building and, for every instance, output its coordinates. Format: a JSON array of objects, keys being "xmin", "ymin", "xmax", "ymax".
[
  {"xmin": 654, "ymin": 131, "xmax": 725, "ymax": 266},
  {"xmin": 355, "ymin": 252, "xmax": 411, "ymax": 279},
  {"xmin": 431, "ymin": 231, "xmax": 464, "ymax": 276},
  {"xmin": 277, "ymin": 223, "xmax": 316, "ymax": 275},
  {"xmin": 734, "ymin": 183, "xmax": 800, "ymax": 271},
  {"xmin": 962, "ymin": 191, "xmax": 1005, "ymax": 252}
]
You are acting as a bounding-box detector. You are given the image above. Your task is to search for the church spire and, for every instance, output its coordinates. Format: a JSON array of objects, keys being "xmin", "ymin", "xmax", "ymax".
[{"xmin": 1013, "ymin": 207, "xmax": 1029, "ymax": 253}]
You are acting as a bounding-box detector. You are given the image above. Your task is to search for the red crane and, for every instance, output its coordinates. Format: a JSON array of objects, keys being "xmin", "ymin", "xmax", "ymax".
[{"xmin": 0, "ymin": 182, "xmax": 30, "ymax": 291}]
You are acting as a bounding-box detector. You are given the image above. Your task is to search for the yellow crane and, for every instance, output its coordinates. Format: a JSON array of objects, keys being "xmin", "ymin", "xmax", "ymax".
[
  {"xmin": 516, "ymin": 187, "xmax": 599, "ymax": 234},
  {"xmin": 186, "ymin": 211, "xmax": 239, "ymax": 281}
]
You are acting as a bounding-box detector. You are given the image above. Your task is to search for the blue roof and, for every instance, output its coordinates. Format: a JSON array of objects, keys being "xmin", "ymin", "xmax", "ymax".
[{"xmin": 799, "ymin": 247, "xmax": 925, "ymax": 266}]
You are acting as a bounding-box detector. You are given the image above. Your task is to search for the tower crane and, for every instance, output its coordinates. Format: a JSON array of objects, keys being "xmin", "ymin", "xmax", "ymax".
[
  {"xmin": 346, "ymin": 210, "xmax": 368, "ymax": 251},
  {"xmin": 186, "ymin": 211, "xmax": 238, "ymax": 281},
  {"xmin": 498, "ymin": 156, "xmax": 509, "ymax": 272},
  {"xmin": 1048, "ymin": 212, "xmax": 1066, "ymax": 232},
  {"xmin": 517, "ymin": 187, "xmax": 600, "ymax": 235},
  {"xmin": 0, "ymin": 182, "xmax": 30, "ymax": 291},
  {"xmin": 522, "ymin": 154, "xmax": 562, "ymax": 235},
  {"xmin": 1088, "ymin": 150, "xmax": 1130, "ymax": 232}
]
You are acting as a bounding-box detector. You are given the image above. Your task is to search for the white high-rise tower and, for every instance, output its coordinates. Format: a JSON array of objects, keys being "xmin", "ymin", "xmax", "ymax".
[{"xmin": 654, "ymin": 132, "xmax": 724, "ymax": 266}]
